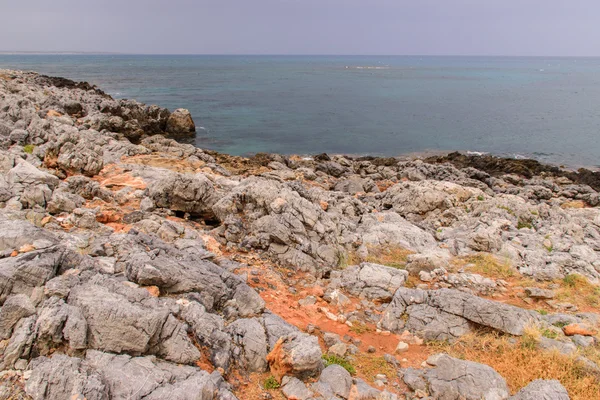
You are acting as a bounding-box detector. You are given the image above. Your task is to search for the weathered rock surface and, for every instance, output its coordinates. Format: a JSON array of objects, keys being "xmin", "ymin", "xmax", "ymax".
[
  {"xmin": 380, "ymin": 287, "xmax": 539, "ymax": 340},
  {"xmin": 424, "ymin": 354, "xmax": 510, "ymax": 400}
]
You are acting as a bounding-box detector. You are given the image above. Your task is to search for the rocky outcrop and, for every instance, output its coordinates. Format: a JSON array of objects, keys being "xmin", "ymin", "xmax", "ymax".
[
  {"xmin": 380, "ymin": 287, "xmax": 539, "ymax": 340},
  {"xmin": 166, "ymin": 108, "xmax": 196, "ymax": 136},
  {"xmin": 1, "ymin": 68, "xmax": 596, "ymax": 400}
]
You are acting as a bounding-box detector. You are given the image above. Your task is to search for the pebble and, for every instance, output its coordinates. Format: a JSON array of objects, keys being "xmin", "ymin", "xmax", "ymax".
[
  {"xmin": 367, "ymin": 345, "xmax": 376, "ymax": 353},
  {"xmin": 395, "ymin": 341, "xmax": 409, "ymax": 353}
]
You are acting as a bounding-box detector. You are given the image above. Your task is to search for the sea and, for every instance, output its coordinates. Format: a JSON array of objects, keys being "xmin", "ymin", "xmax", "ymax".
[{"xmin": 1, "ymin": 54, "xmax": 599, "ymax": 168}]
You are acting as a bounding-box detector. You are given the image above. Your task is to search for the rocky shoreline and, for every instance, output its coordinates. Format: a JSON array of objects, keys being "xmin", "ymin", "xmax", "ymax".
[{"xmin": 0, "ymin": 69, "xmax": 599, "ymax": 399}]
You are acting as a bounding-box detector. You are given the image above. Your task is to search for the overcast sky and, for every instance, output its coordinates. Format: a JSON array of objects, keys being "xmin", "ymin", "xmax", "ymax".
[{"xmin": 2, "ymin": 0, "xmax": 599, "ymax": 56}]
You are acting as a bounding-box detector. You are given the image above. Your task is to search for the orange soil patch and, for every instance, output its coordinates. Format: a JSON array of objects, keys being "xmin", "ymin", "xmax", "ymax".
[
  {"xmin": 121, "ymin": 154, "xmax": 203, "ymax": 173},
  {"xmin": 93, "ymin": 164, "xmax": 146, "ymax": 191}
]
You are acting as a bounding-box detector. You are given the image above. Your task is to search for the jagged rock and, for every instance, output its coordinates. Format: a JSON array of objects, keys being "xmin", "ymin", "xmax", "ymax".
[
  {"xmin": 213, "ymin": 177, "xmax": 343, "ymax": 274},
  {"xmin": 281, "ymin": 376, "xmax": 314, "ymax": 400},
  {"xmin": 122, "ymin": 231, "xmax": 264, "ymax": 316},
  {"xmin": 267, "ymin": 332, "xmax": 323, "ymax": 381},
  {"xmin": 165, "ymin": 108, "xmax": 195, "ymax": 136},
  {"xmin": 0, "ymin": 246, "xmax": 80, "ymax": 303},
  {"xmin": 149, "ymin": 171, "xmax": 219, "ymax": 217},
  {"xmin": 380, "ymin": 287, "xmax": 539, "ymax": 340},
  {"xmin": 330, "ymin": 262, "xmax": 408, "ymax": 301},
  {"xmin": 349, "ymin": 378, "xmax": 383, "ymax": 399},
  {"xmin": 57, "ymin": 140, "xmax": 104, "ymax": 176},
  {"xmin": 509, "ymin": 379, "xmax": 570, "ymax": 400},
  {"xmin": 0, "ymin": 293, "xmax": 36, "ymax": 339},
  {"xmin": 334, "ymin": 176, "xmax": 379, "ymax": 194},
  {"xmin": 227, "ymin": 318, "xmax": 268, "ymax": 372},
  {"xmin": 356, "ymin": 212, "xmax": 438, "ymax": 253},
  {"xmin": 26, "ymin": 354, "xmax": 108, "ymax": 400},
  {"xmin": 425, "ymin": 353, "xmax": 510, "ymax": 400},
  {"xmin": 67, "ymin": 274, "xmax": 198, "ymax": 363},
  {"xmin": 0, "ymin": 315, "xmax": 36, "ymax": 369},
  {"xmin": 26, "ymin": 351, "xmax": 231, "ymax": 400}
]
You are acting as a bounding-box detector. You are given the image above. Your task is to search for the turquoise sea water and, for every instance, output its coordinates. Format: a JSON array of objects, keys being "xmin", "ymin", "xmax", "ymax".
[{"xmin": 1, "ymin": 55, "xmax": 599, "ymax": 167}]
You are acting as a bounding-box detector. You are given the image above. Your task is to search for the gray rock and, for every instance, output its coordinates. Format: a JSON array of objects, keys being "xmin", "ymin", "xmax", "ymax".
[
  {"xmin": 349, "ymin": 378, "xmax": 382, "ymax": 399},
  {"xmin": 524, "ymin": 287, "xmax": 555, "ymax": 299},
  {"xmin": 267, "ymin": 332, "xmax": 323, "ymax": 381},
  {"xmin": 509, "ymin": 379, "xmax": 570, "ymax": 400},
  {"xmin": 227, "ymin": 318, "xmax": 268, "ymax": 372},
  {"xmin": 380, "ymin": 287, "xmax": 539, "ymax": 340},
  {"xmin": 318, "ymin": 364, "xmax": 353, "ymax": 399},
  {"xmin": 281, "ymin": 376, "xmax": 314, "ymax": 400},
  {"xmin": 26, "ymin": 354, "xmax": 108, "ymax": 400},
  {"xmin": 149, "ymin": 171, "xmax": 219, "ymax": 217},
  {"xmin": 425, "ymin": 353, "xmax": 510, "ymax": 400},
  {"xmin": 9, "ymin": 129, "xmax": 29, "ymax": 144},
  {"xmin": 0, "ymin": 293, "xmax": 36, "ymax": 339},
  {"xmin": 0, "ymin": 315, "xmax": 36, "ymax": 369},
  {"xmin": 333, "ymin": 262, "xmax": 408, "ymax": 302}
]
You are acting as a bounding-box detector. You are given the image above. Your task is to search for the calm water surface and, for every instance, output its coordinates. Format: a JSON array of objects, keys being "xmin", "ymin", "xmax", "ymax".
[{"xmin": 1, "ymin": 55, "xmax": 599, "ymax": 168}]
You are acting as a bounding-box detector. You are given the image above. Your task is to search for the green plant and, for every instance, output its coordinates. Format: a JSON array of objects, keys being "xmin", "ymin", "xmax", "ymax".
[
  {"xmin": 537, "ymin": 309, "xmax": 548, "ymax": 315},
  {"xmin": 563, "ymin": 274, "xmax": 582, "ymax": 288},
  {"xmin": 263, "ymin": 376, "xmax": 280, "ymax": 390},
  {"xmin": 23, "ymin": 144, "xmax": 35, "ymax": 154},
  {"xmin": 497, "ymin": 205, "xmax": 515, "ymax": 215},
  {"xmin": 517, "ymin": 219, "xmax": 533, "ymax": 230},
  {"xmin": 322, "ymin": 354, "xmax": 356, "ymax": 375},
  {"xmin": 477, "ymin": 195, "xmax": 484, "ymax": 201},
  {"xmin": 541, "ymin": 328, "xmax": 559, "ymax": 339}
]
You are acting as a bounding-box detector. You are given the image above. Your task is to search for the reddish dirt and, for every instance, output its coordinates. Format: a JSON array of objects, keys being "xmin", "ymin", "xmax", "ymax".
[{"xmin": 121, "ymin": 154, "xmax": 204, "ymax": 173}]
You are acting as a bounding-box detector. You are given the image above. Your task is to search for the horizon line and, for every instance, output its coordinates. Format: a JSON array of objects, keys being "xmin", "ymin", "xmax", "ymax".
[{"xmin": 1, "ymin": 51, "xmax": 600, "ymax": 58}]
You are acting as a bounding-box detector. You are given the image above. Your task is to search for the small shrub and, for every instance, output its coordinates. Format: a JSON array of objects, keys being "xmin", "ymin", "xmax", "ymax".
[
  {"xmin": 477, "ymin": 195, "xmax": 484, "ymax": 201},
  {"xmin": 322, "ymin": 354, "xmax": 356, "ymax": 375},
  {"xmin": 459, "ymin": 253, "xmax": 515, "ymax": 279},
  {"xmin": 263, "ymin": 376, "xmax": 280, "ymax": 390},
  {"xmin": 517, "ymin": 219, "xmax": 533, "ymax": 230},
  {"xmin": 541, "ymin": 328, "xmax": 559, "ymax": 339},
  {"xmin": 537, "ymin": 309, "xmax": 548, "ymax": 315},
  {"xmin": 563, "ymin": 274, "xmax": 583, "ymax": 288},
  {"xmin": 497, "ymin": 205, "xmax": 515, "ymax": 215},
  {"xmin": 23, "ymin": 144, "xmax": 35, "ymax": 154},
  {"xmin": 349, "ymin": 321, "xmax": 371, "ymax": 335}
]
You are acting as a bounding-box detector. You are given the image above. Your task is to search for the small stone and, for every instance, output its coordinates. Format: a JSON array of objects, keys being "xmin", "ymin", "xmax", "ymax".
[
  {"xmin": 328, "ymin": 343, "xmax": 348, "ymax": 358},
  {"xmin": 419, "ymin": 271, "xmax": 433, "ymax": 282},
  {"xmin": 395, "ymin": 341, "xmax": 409, "ymax": 353},
  {"xmin": 298, "ymin": 296, "xmax": 317, "ymax": 306},
  {"xmin": 306, "ymin": 324, "xmax": 315, "ymax": 334},
  {"xmin": 367, "ymin": 346, "xmax": 376, "ymax": 353},
  {"xmin": 524, "ymin": 287, "xmax": 555, "ymax": 299}
]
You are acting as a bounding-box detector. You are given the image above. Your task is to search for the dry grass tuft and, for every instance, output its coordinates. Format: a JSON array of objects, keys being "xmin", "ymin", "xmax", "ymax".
[
  {"xmin": 429, "ymin": 332, "xmax": 600, "ymax": 400},
  {"xmin": 363, "ymin": 245, "xmax": 414, "ymax": 269},
  {"xmin": 353, "ymin": 354, "xmax": 398, "ymax": 382},
  {"xmin": 342, "ymin": 245, "xmax": 413, "ymax": 269},
  {"xmin": 557, "ymin": 274, "xmax": 600, "ymax": 308},
  {"xmin": 451, "ymin": 252, "xmax": 516, "ymax": 279}
]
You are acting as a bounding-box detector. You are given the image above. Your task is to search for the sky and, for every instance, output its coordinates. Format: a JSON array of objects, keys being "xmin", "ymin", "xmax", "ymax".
[{"xmin": 2, "ymin": 0, "xmax": 599, "ymax": 56}]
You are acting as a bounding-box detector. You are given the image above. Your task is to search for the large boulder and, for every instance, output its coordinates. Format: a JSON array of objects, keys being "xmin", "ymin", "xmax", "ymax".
[
  {"xmin": 330, "ymin": 262, "xmax": 408, "ymax": 302},
  {"xmin": 149, "ymin": 171, "xmax": 219, "ymax": 218},
  {"xmin": 212, "ymin": 177, "xmax": 344, "ymax": 274},
  {"xmin": 266, "ymin": 332, "xmax": 323, "ymax": 382},
  {"xmin": 509, "ymin": 379, "xmax": 570, "ymax": 400},
  {"xmin": 165, "ymin": 108, "xmax": 195, "ymax": 136},
  {"xmin": 67, "ymin": 274, "xmax": 199, "ymax": 364},
  {"xmin": 26, "ymin": 351, "xmax": 234, "ymax": 400},
  {"xmin": 380, "ymin": 287, "xmax": 539, "ymax": 340},
  {"xmin": 424, "ymin": 354, "xmax": 510, "ymax": 400},
  {"xmin": 0, "ymin": 294, "xmax": 36, "ymax": 339}
]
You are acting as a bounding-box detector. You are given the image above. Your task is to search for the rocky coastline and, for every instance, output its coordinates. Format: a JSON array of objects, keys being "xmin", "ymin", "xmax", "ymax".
[{"xmin": 0, "ymin": 69, "xmax": 599, "ymax": 399}]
